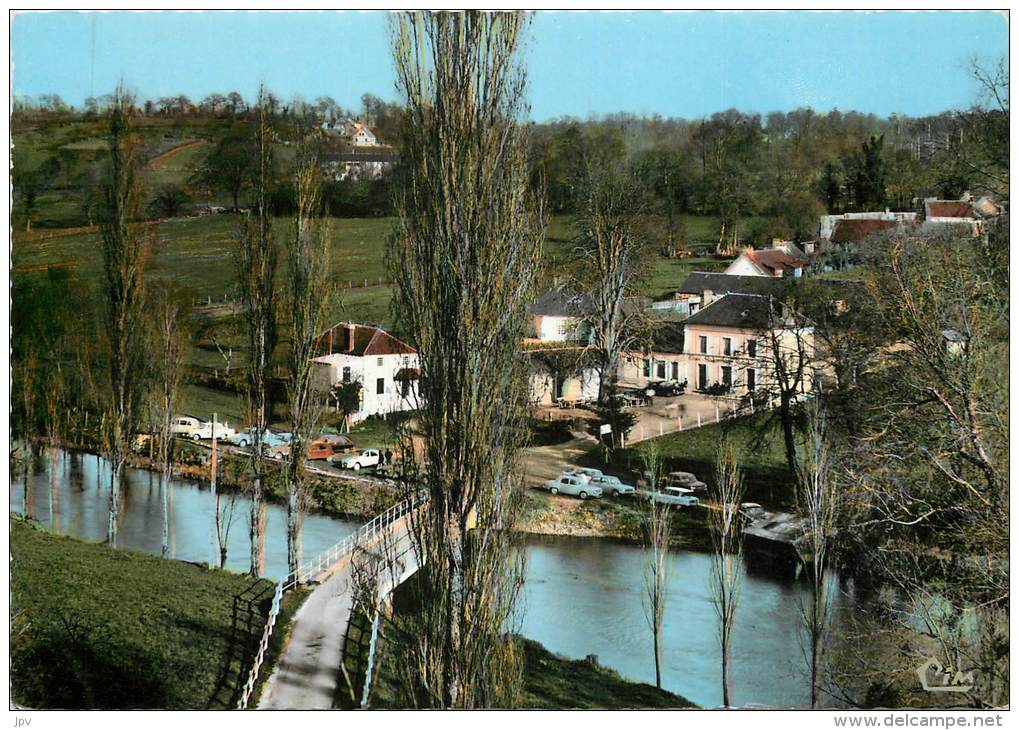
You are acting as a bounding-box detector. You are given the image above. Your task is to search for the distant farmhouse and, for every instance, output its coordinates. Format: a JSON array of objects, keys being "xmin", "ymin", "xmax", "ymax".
[{"xmin": 321, "ymin": 119, "xmax": 380, "ymax": 147}]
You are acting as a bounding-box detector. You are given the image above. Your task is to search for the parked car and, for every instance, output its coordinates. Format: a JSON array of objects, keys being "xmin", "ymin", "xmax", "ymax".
[
  {"xmin": 334, "ymin": 448, "xmax": 382, "ymax": 471},
  {"xmin": 172, "ymin": 416, "xmax": 235, "ymax": 442},
  {"xmin": 662, "ymin": 487, "xmax": 701, "ymax": 506},
  {"xmin": 171, "ymin": 416, "xmax": 206, "ymax": 439},
  {"xmin": 586, "ymin": 474, "xmax": 635, "ymax": 497},
  {"xmin": 306, "ymin": 437, "xmax": 342, "ymax": 461},
  {"xmin": 320, "ymin": 434, "xmax": 356, "ymax": 453},
  {"xmin": 227, "ymin": 428, "xmax": 291, "ymax": 450},
  {"xmin": 565, "ymin": 467, "xmax": 604, "ymax": 481},
  {"xmin": 644, "ymin": 380, "xmax": 686, "ymax": 397},
  {"xmin": 542, "ymin": 474, "xmax": 602, "ymax": 499},
  {"xmin": 740, "ymin": 502, "xmax": 767, "ymax": 521},
  {"xmin": 666, "ymin": 471, "xmax": 707, "ymax": 493}
]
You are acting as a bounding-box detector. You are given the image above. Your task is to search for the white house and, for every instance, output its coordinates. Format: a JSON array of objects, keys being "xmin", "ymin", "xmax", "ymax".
[
  {"xmin": 725, "ymin": 245, "xmax": 808, "ymax": 278},
  {"xmin": 311, "ymin": 322, "xmax": 419, "ymax": 423},
  {"xmin": 347, "ymin": 122, "xmax": 378, "ymax": 147},
  {"xmin": 529, "ymin": 288, "xmax": 595, "ymax": 343}
]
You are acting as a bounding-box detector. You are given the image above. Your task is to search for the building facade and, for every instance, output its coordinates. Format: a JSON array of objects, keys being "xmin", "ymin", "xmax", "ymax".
[{"xmin": 311, "ymin": 323, "xmax": 419, "ymax": 423}]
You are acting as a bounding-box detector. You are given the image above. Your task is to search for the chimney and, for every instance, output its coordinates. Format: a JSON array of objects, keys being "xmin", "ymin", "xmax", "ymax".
[
  {"xmin": 702, "ymin": 289, "xmax": 714, "ymax": 306},
  {"xmin": 346, "ymin": 324, "xmax": 356, "ymax": 352}
]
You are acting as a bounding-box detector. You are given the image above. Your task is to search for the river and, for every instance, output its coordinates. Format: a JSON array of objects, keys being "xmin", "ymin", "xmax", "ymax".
[{"xmin": 12, "ymin": 448, "xmax": 844, "ymax": 708}]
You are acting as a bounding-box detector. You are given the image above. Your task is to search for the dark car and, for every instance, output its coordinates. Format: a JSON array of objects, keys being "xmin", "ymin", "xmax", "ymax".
[{"xmin": 644, "ymin": 380, "xmax": 686, "ymax": 397}]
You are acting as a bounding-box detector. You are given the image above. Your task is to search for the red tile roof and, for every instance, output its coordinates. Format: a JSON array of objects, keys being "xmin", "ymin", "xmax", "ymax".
[
  {"xmin": 315, "ymin": 323, "xmax": 416, "ymax": 357},
  {"xmin": 747, "ymin": 248, "xmax": 807, "ymax": 275},
  {"xmin": 927, "ymin": 201, "xmax": 974, "ymax": 219},
  {"xmin": 830, "ymin": 218, "xmax": 898, "ymax": 243}
]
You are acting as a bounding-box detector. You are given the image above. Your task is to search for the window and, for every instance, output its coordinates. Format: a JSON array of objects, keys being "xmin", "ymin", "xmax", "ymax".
[
  {"xmin": 376, "ymin": 378, "xmax": 385, "ymax": 395},
  {"xmin": 723, "ymin": 337, "xmax": 732, "ymax": 356},
  {"xmin": 377, "ymin": 357, "xmax": 384, "ymax": 366},
  {"xmin": 721, "ymin": 366, "xmax": 733, "ymax": 390},
  {"xmin": 698, "ymin": 364, "xmax": 708, "ymax": 390},
  {"xmin": 746, "ymin": 339, "xmax": 757, "ymax": 358},
  {"xmin": 558, "ymin": 319, "xmax": 569, "ymax": 337},
  {"xmin": 747, "ymin": 368, "xmax": 756, "ymax": 392},
  {"xmin": 656, "ymin": 361, "xmax": 666, "ymax": 379},
  {"xmin": 671, "ymin": 362, "xmax": 679, "ymax": 381},
  {"xmin": 400, "ymin": 377, "xmax": 411, "ymax": 398},
  {"xmin": 699, "ymin": 335, "xmax": 708, "ymax": 354},
  {"xmin": 643, "ymin": 359, "xmax": 651, "ymax": 378},
  {"xmin": 342, "ymin": 366, "xmax": 351, "ymax": 384}
]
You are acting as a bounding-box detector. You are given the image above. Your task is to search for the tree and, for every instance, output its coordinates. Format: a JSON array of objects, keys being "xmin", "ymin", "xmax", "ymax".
[
  {"xmin": 797, "ymin": 402, "xmax": 839, "ymax": 709},
  {"xmin": 196, "ymin": 130, "xmax": 253, "ymax": 210},
  {"xmin": 149, "ymin": 288, "xmax": 190, "ymax": 558},
  {"xmin": 389, "ymin": 10, "xmax": 543, "ymax": 708},
  {"xmin": 98, "ymin": 88, "xmax": 149, "ymax": 547},
  {"xmin": 708, "ymin": 439, "xmax": 745, "ymax": 708},
  {"xmin": 632, "ymin": 144, "xmax": 691, "ymax": 257},
  {"xmin": 847, "ymin": 135, "xmax": 886, "ymax": 211},
  {"xmin": 147, "ymin": 185, "xmax": 191, "ymax": 219},
  {"xmin": 283, "ymin": 132, "xmax": 332, "ymax": 578},
  {"xmin": 639, "ymin": 445, "xmax": 671, "ymax": 690},
  {"xmin": 574, "ymin": 164, "xmax": 653, "ymax": 404},
  {"xmin": 235, "ymin": 88, "xmax": 279, "ymax": 577},
  {"xmin": 330, "ymin": 380, "xmax": 362, "ymax": 433}
]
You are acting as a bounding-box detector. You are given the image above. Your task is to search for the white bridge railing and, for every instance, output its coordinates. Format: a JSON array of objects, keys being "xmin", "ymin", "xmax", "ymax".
[{"xmin": 237, "ymin": 492, "xmax": 425, "ymax": 709}]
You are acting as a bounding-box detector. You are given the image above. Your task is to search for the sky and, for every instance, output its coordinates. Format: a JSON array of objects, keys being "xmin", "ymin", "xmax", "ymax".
[{"xmin": 11, "ymin": 10, "xmax": 1009, "ymax": 121}]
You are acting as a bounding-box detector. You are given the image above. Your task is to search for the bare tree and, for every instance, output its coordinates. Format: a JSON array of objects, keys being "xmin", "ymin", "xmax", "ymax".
[
  {"xmin": 797, "ymin": 402, "xmax": 838, "ymax": 708},
  {"xmin": 575, "ymin": 165, "xmax": 653, "ymax": 403},
  {"xmin": 639, "ymin": 444, "xmax": 671, "ymax": 690},
  {"xmin": 283, "ymin": 131, "xmax": 333, "ymax": 577},
  {"xmin": 236, "ymin": 86, "xmax": 279, "ymax": 577},
  {"xmin": 709, "ymin": 438, "xmax": 746, "ymax": 708},
  {"xmin": 389, "ymin": 10, "xmax": 543, "ymax": 708},
  {"xmin": 98, "ymin": 87, "xmax": 149, "ymax": 547},
  {"xmin": 150, "ymin": 288, "xmax": 190, "ymax": 558}
]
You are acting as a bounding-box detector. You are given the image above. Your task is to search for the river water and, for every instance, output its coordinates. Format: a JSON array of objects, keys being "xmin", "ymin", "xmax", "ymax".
[{"xmin": 12, "ymin": 448, "xmax": 843, "ymax": 708}]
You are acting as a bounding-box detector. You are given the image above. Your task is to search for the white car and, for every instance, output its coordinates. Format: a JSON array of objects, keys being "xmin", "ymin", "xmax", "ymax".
[
  {"xmin": 565, "ymin": 467, "xmax": 604, "ymax": 481},
  {"xmin": 171, "ymin": 416, "xmax": 235, "ymax": 442},
  {"xmin": 586, "ymin": 474, "xmax": 636, "ymax": 497},
  {"xmin": 543, "ymin": 474, "xmax": 602, "ymax": 500},
  {"xmin": 337, "ymin": 448, "xmax": 381, "ymax": 472}
]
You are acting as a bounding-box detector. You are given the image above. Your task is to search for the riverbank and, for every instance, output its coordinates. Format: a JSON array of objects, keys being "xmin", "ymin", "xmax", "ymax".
[{"xmin": 10, "ymin": 518, "xmax": 275, "ymax": 709}]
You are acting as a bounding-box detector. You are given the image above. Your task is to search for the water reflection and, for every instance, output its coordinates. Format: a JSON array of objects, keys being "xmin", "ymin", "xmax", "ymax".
[
  {"xmin": 11, "ymin": 449, "xmax": 357, "ymax": 581},
  {"xmin": 13, "ymin": 448, "xmax": 848, "ymax": 708}
]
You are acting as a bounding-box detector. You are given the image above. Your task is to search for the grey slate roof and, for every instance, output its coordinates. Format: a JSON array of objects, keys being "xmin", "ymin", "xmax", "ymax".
[
  {"xmin": 683, "ymin": 293, "xmax": 776, "ymax": 330},
  {"xmin": 678, "ymin": 272, "xmax": 791, "ymax": 298},
  {"xmin": 530, "ymin": 287, "xmax": 596, "ymax": 317}
]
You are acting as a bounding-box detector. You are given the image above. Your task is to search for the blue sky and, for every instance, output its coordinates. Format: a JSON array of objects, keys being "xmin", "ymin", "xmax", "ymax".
[{"xmin": 12, "ymin": 10, "xmax": 1008, "ymax": 121}]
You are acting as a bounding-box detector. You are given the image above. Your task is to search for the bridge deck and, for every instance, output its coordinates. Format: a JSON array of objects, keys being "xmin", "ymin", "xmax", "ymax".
[{"xmin": 258, "ymin": 514, "xmax": 419, "ymax": 709}]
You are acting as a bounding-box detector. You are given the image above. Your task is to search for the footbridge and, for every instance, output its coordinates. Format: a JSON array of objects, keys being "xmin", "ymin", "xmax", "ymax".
[{"xmin": 239, "ymin": 493, "xmax": 426, "ymax": 710}]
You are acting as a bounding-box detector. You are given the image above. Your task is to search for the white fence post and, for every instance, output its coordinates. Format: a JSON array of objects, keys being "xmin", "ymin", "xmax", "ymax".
[
  {"xmin": 678, "ymin": 415, "xmax": 683, "ymax": 431},
  {"xmin": 715, "ymin": 405, "xmax": 720, "ymax": 423},
  {"xmin": 697, "ymin": 412, "xmax": 702, "ymax": 428}
]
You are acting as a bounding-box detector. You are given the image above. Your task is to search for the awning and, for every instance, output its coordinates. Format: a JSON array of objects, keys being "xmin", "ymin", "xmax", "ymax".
[{"xmin": 394, "ymin": 368, "xmax": 421, "ymax": 381}]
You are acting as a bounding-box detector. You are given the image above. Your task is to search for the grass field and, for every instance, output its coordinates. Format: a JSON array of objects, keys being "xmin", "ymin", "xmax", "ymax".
[{"xmin": 11, "ymin": 518, "xmax": 275, "ymax": 709}]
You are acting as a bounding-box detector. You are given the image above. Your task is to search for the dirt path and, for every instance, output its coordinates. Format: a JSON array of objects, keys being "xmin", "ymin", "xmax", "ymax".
[{"xmin": 147, "ymin": 138, "xmax": 208, "ymax": 169}]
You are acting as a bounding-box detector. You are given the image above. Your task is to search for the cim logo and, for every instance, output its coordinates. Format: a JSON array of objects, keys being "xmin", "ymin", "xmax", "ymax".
[{"xmin": 916, "ymin": 657, "xmax": 975, "ymax": 694}]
